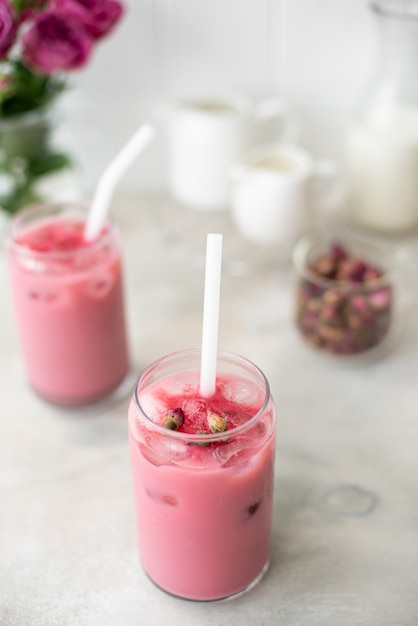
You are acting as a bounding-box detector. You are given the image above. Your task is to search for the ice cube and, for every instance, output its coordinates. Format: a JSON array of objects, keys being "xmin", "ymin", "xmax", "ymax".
[
  {"xmin": 251, "ymin": 417, "xmax": 271, "ymax": 444},
  {"xmin": 139, "ymin": 433, "xmax": 189, "ymax": 466},
  {"xmin": 246, "ymin": 500, "xmax": 262, "ymax": 519},
  {"xmin": 28, "ymin": 289, "xmax": 41, "ymax": 301},
  {"xmin": 145, "ymin": 488, "xmax": 178, "ymax": 506},
  {"xmin": 27, "ymin": 288, "xmax": 63, "ymax": 306},
  {"xmin": 86, "ymin": 273, "xmax": 114, "ymax": 299},
  {"xmin": 220, "ymin": 380, "xmax": 260, "ymax": 406},
  {"xmin": 156, "ymin": 436, "xmax": 189, "ymax": 463},
  {"xmin": 225, "ymin": 409, "xmax": 253, "ymax": 429},
  {"xmin": 214, "ymin": 437, "xmax": 258, "ymax": 467},
  {"xmin": 159, "ymin": 371, "xmax": 199, "ymax": 396},
  {"xmin": 137, "ymin": 391, "xmax": 168, "ymax": 423},
  {"xmin": 139, "ymin": 442, "xmax": 168, "ymax": 467}
]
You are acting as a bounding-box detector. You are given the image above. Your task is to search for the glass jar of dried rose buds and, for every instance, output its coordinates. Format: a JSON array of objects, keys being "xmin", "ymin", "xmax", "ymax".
[{"xmin": 292, "ymin": 232, "xmax": 394, "ymax": 358}]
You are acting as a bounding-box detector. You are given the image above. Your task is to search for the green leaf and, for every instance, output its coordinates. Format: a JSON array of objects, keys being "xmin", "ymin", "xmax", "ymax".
[
  {"xmin": 0, "ymin": 183, "xmax": 38, "ymax": 215},
  {"xmin": 27, "ymin": 152, "xmax": 72, "ymax": 177},
  {"xmin": 0, "ymin": 151, "xmax": 72, "ymax": 215},
  {"xmin": 0, "ymin": 61, "xmax": 66, "ymax": 116},
  {"xmin": 10, "ymin": 1, "xmax": 49, "ymax": 17}
]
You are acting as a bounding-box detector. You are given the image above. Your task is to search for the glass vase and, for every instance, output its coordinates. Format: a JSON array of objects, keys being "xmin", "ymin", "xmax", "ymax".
[{"xmin": 0, "ymin": 105, "xmax": 82, "ymax": 218}]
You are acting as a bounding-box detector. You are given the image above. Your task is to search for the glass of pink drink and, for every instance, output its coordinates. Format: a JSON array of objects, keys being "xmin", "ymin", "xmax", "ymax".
[
  {"xmin": 7, "ymin": 202, "xmax": 130, "ymax": 406},
  {"xmin": 128, "ymin": 349, "xmax": 276, "ymax": 601}
]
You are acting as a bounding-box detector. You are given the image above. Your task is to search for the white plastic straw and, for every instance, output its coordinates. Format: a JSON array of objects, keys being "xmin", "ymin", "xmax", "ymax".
[
  {"xmin": 200, "ymin": 233, "xmax": 223, "ymax": 397},
  {"xmin": 84, "ymin": 123, "xmax": 155, "ymax": 242}
]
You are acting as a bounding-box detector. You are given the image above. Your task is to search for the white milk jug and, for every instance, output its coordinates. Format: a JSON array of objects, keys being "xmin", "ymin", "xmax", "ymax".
[
  {"xmin": 159, "ymin": 93, "xmax": 299, "ymax": 212},
  {"xmin": 230, "ymin": 142, "xmax": 341, "ymax": 247}
]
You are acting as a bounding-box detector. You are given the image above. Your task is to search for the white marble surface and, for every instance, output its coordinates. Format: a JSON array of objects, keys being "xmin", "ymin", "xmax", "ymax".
[{"xmin": 1, "ymin": 197, "xmax": 418, "ymax": 626}]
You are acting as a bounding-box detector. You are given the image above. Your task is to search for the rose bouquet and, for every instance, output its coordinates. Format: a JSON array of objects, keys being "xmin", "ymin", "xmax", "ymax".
[{"xmin": 0, "ymin": 0, "xmax": 125, "ymax": 214}]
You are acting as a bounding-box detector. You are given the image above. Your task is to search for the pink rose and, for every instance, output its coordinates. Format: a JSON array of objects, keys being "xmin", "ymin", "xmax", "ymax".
[
  {"xmin": 52, "ymin": 0, "xmax": 124, "ymax": 39},
  {"xmin": 0, "ymin": 0, "xmax": 16, "ymax": 58},
  {"xmin": 22, "ymin": 9, "xmax": 93, "ymax": 74}
]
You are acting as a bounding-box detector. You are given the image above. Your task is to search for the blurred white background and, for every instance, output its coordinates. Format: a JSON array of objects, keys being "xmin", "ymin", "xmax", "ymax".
[{"xmin": 58, "ymin": 0, "xmax": 378, "ymax": 196}]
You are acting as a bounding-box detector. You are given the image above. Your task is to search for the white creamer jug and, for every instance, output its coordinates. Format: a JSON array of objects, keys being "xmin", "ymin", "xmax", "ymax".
[
  {"xmin": 230, "ymin": 142, "xmax": 341, "ymax": 247},
  {"xmin": 159, "ymin": 93, "xmax": 299, "ymax": 212}
]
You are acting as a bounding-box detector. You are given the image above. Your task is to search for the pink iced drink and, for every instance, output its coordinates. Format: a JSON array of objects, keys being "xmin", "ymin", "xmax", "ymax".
[
  {"xmin": 7, "ymin": 205, "xmax": 129, "ymax": 405},
  {"xmin": 128, "ymin": 354, "xmax": 276, "ymax": 601}
]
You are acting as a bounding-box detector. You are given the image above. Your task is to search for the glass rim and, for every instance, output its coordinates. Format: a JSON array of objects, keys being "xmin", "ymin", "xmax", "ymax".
[
  {"xmin": 168, "ymin": 92, "xmax": 252, "ymax": 117},
  {"xmin": 232, "ymin": 141, "xmax": 314, "ymax": 178},
  {"xmin": 370, "ymin": 0, "xmax": 418, "ymax": 21},
  {"xmin": 132, "ymin": 348, "xmax": 272, "ymax": 442},
  {"xmin": 292, "ymin": 232, "xmax": 392, "ymax": 291},
  {"xmin": 7, "ymin": 201, "xmax": 115, "ymax": 260}
]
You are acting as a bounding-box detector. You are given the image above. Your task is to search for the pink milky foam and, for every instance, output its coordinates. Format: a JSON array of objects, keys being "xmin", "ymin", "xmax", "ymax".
[{"xmin": 18, "ymin": 219, "xmax": 108, "ymax": 254}]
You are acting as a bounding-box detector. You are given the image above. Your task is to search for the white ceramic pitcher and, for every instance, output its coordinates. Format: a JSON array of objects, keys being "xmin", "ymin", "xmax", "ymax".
[
  {"xmin": 159, "ymin": 92, "xmax": 299, "ymax": 212},
  {"xmin": 230, "ymin": 142, "xmax": 342, "ymax": 247}
]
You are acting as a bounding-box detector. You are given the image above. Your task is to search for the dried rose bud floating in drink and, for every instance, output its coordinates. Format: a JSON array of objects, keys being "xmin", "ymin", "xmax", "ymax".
[{"xmin": 293, "ymin": 238, "xmax": 393, "ymax": 356}]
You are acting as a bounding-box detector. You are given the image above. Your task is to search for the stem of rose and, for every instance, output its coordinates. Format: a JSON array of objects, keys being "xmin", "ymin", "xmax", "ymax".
[
  {"xmin": 84, "ymin": 123, "xmax": 155, "ymax": 242},
  {"xmin": 200, "ymin": 233, "xmax": 223, "ymax": 398}
]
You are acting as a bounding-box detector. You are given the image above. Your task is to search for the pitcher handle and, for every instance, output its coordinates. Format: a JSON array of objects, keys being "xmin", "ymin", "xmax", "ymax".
[
  {"xmin": 254, "ymin": 98, "xmax": 301, "ymax": 143},
  {"xmin": 313, "ymin": 159, "xmax": 346, "ymax": 218}
]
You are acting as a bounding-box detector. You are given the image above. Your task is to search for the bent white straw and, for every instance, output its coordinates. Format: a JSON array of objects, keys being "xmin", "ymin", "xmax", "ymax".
[
  {"xmin": 84, "ymin": 123, "xmax": 155, "ymax": 242},
  {"xmin": 200, "ymin": 233, "xmax": 223, "ymax": 398}
]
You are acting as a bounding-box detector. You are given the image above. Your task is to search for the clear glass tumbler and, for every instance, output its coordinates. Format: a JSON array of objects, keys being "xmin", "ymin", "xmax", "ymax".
[
  {"xmin": 6, "ymin": 202, "xmax": 130, "ymax": 405},
  {"xmin": 128, "ymin": 349, "xmax": 277, "ymax": 601}
]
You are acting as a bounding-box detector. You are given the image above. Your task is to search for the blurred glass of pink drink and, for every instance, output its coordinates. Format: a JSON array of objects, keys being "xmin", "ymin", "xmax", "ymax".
[
  {"xmin": 7, "ymin": 202, "xmax": 129, "ymax": 406},
  {"xmin": 128, "ymin": 349, "xmax": 276, "ymax": 601}
]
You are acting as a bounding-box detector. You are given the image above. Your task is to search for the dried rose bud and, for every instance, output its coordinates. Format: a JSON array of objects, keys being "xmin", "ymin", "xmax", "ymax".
[
  {"xmin": 318, "ymin": 325, "xmax": 345, "ymax": 342},
  {"xmin": 337, "ymin": 258, "xmax": 366, "ymax": 282},
  {"xmin": 330, "ymin": 242, "xmax": 347, "ymax": 262},
  {"xmin": 351, "ymin": 295, "xmax": 368, "ymax": 312},
  {"xmin": 368, "ymin": 288, "xmax": 391, "ymax": 309},
  {"xmin": 311, "ymin": 254, "xmax": 336, "ymax": 278},
  {"xmin": 306, "ymin": 298, "xmax": 321, "ymax": 313},
  {"xmin": 319, "ymin": 303, "xmax": 339, "ymax": 322},
  {"xmin": 207, "ymin": 411, "xmax": 228, "ymax": 433},
  {"xmin": 346, "ymin": 312, "xmax": 363, "ymax": 330},
  {"xmin": 350, "ymin": 261, "xmax": 367, "ymax": 282},
  {"xmin": 364, "ymin": 267, "xmax": 382, "ymax": 282},
  {"xmin": 188, "ymin": 430, "xmax": 211, "ymax": 447},
  {"xmin": 163, "ymin": 408, "xmax": 185, "ymax": 430},
  {"xmin": 323, "ymin": 289, "xmax": 343, "ymax": 305}
]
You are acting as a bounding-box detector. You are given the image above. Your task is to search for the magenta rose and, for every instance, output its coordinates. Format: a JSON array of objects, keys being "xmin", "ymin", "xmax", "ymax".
[
  {"xmin": 0, "ymin": 0, "xmax": 16, "ymax": 58},
  {"xmin": 22, "ymin": 9, "xmax": 93, "ymax": 74},
  {"xmin": 52, "ymin": 0, "xmax": 124, "ymax": 39}
]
